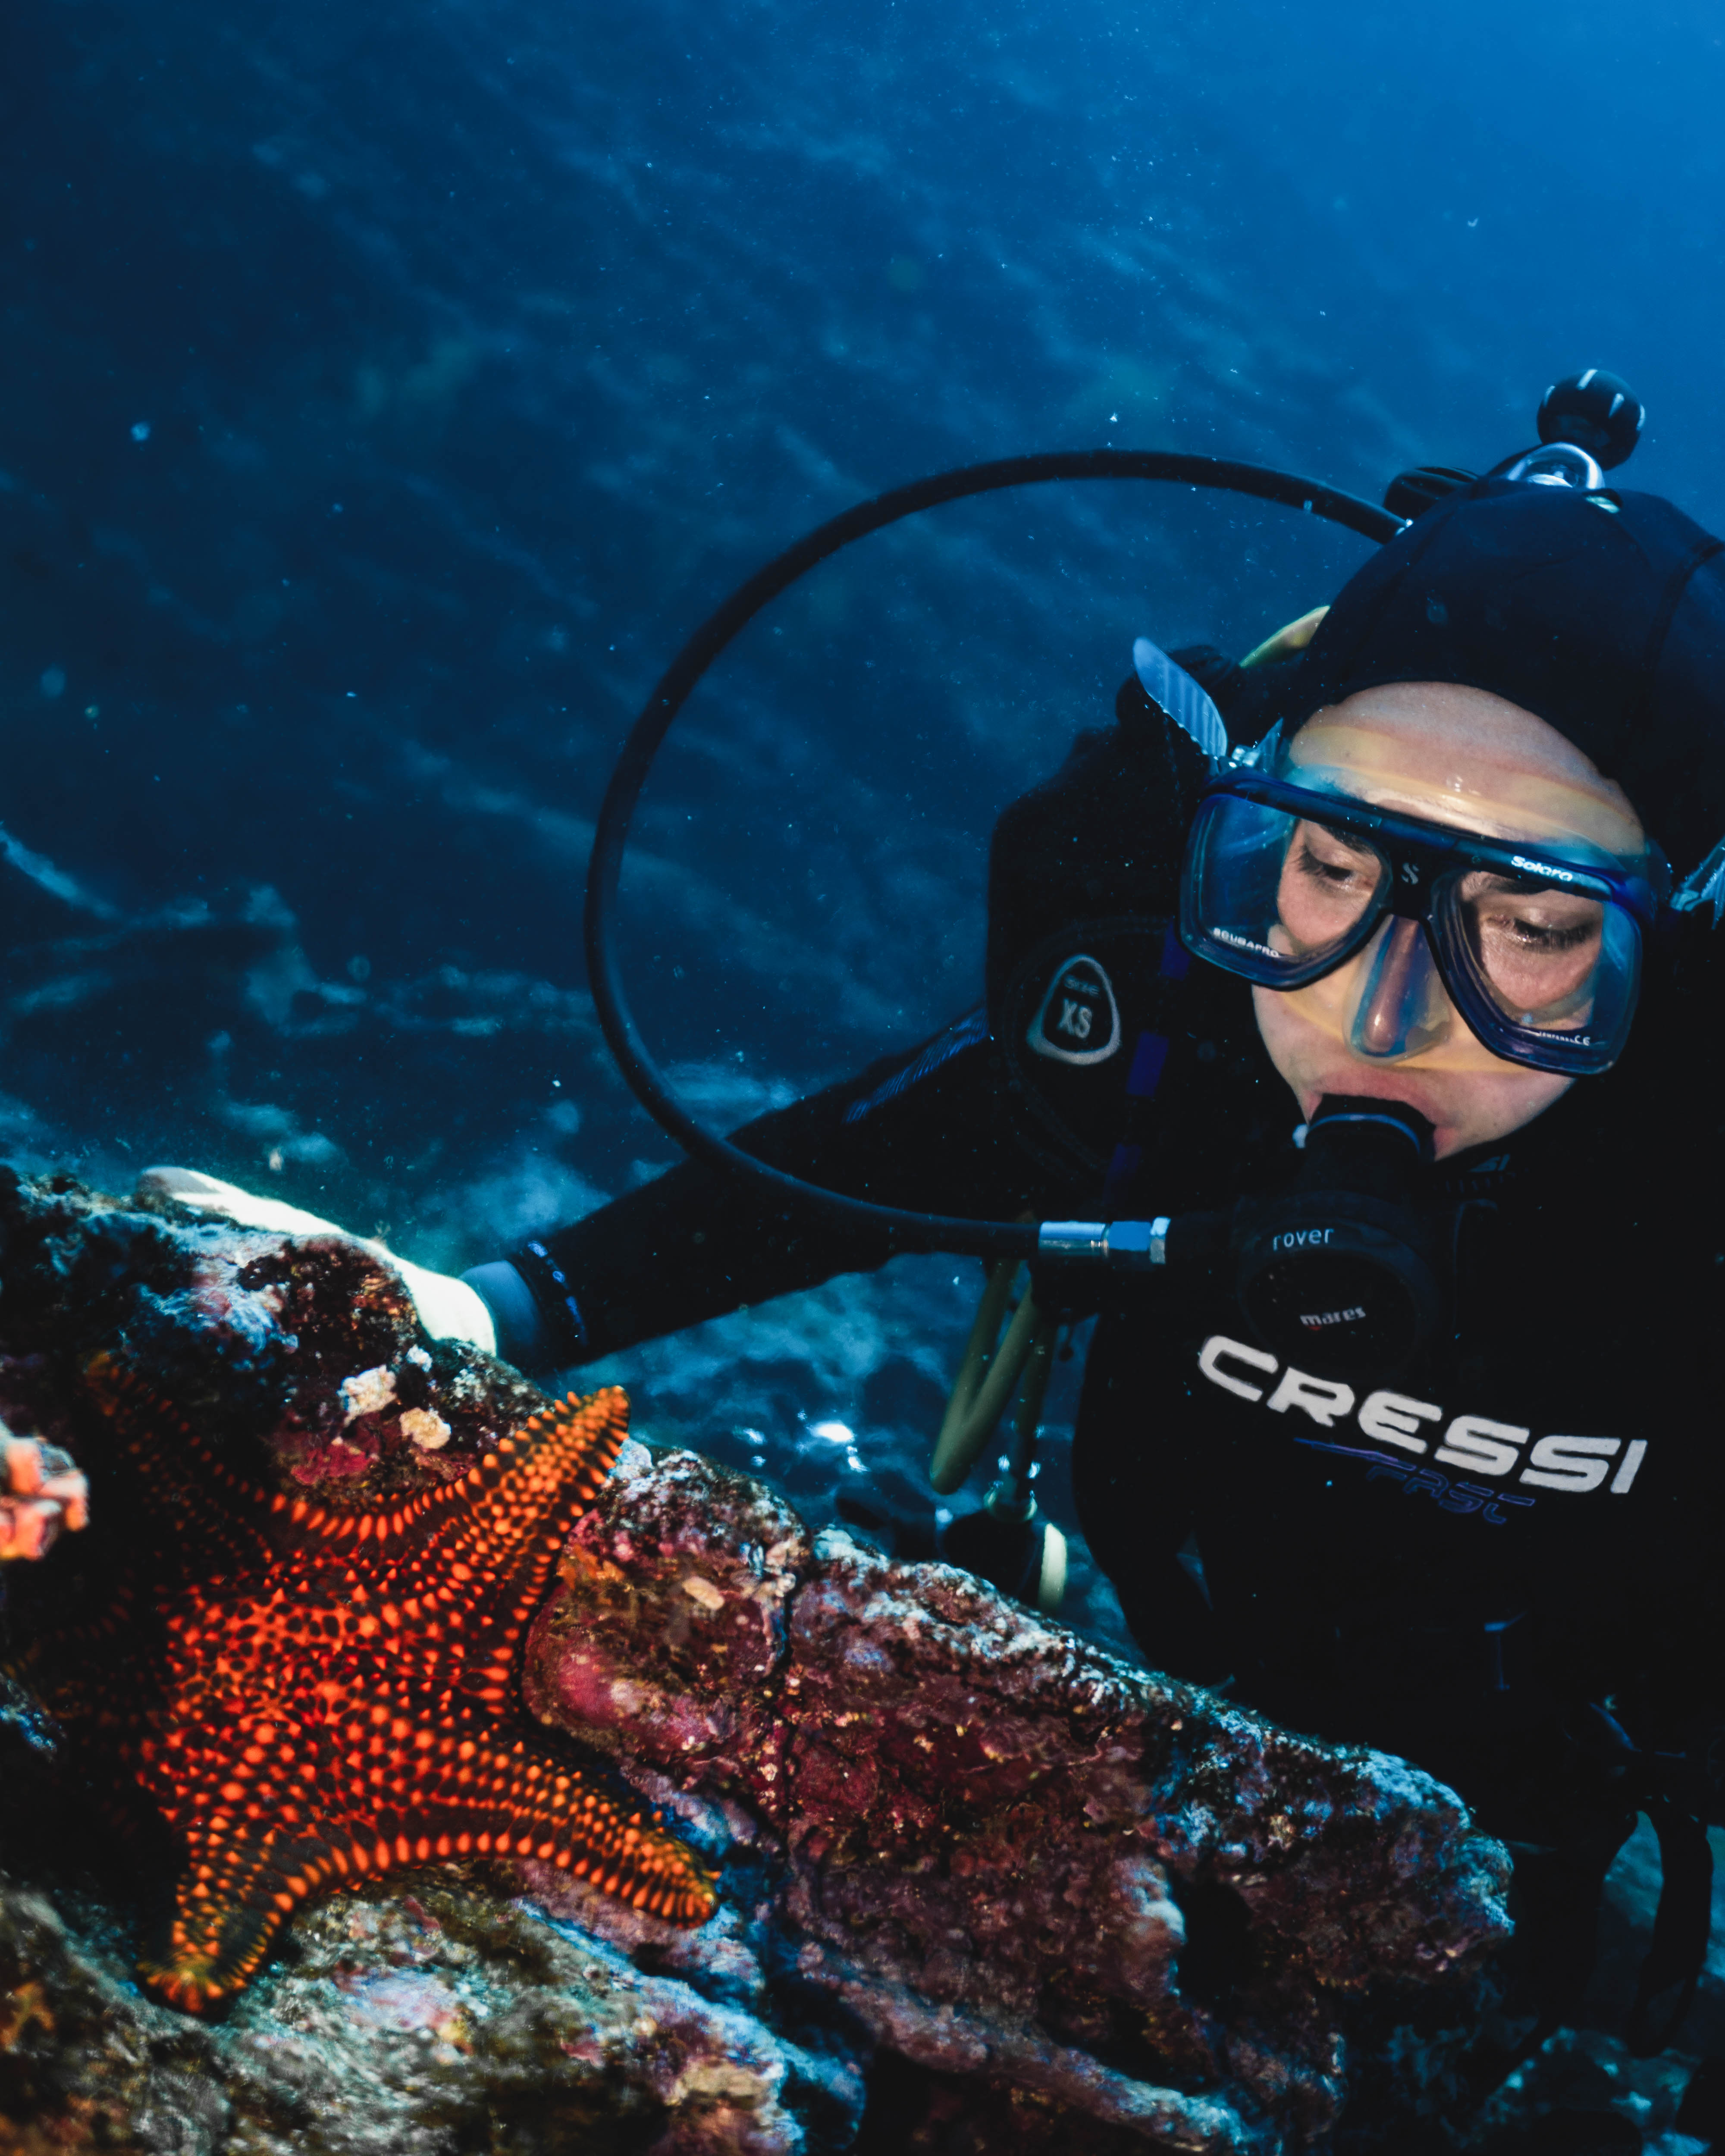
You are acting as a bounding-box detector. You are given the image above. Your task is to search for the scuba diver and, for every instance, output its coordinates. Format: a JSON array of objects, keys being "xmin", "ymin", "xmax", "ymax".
[{"xmin": 147, "ymin": 372, "xmax": 1725, "ymax": 2136}]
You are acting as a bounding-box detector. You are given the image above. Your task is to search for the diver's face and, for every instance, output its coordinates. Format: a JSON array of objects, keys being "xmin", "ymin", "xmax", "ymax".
[{"xmin": 1250, "ymin": 681, "xmax": 1647, "ymax": 1160}]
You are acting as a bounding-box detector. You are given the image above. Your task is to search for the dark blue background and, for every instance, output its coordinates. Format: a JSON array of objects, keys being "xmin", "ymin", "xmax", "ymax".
[{"xmin": 2, "ymin": 0, "xmax": 1720, "ymax": 1634}]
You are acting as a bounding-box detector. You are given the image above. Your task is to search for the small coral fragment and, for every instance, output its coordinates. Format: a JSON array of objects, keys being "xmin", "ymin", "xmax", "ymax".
[
  {"xmin": 399, "ymin": 1407, "xmax": 452, "ymax": 1451},
  {"xmin": 339, "ymin": 1365, "xmax": 398, "ymax": 1420}
]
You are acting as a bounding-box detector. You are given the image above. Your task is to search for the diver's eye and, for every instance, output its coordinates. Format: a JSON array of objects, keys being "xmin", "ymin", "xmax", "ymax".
[
  {"xmin": 1292, "ymin": 831, "xmax": 1374, "ymax": 887},
  {"xmin": 1461, "ymin": 871, "xmax": 1609, "ymax": 1026},
  {"xmin": 1295, "ymin": 847, "xmax": 1358, "ymax": 887},
  {"xmin": 1490, "ymin": 915, "xmax": 1600, "ymax": 953},
  {"xmin": 1272, "ymin": 821, "xmax": 1385, "ymax": 956}
]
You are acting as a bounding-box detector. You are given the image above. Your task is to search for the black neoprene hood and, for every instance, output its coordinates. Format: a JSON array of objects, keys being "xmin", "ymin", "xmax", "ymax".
[{"xmin": 1278, "ymin": 477, "xmax": 1725, "ymax": 877}]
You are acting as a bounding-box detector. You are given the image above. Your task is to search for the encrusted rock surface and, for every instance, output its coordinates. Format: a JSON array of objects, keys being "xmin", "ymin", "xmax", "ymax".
[
  {"xmin": 0, "ymin": 1865, "xmax": 850, "ymax": 2156},
  {"xmin": 526, "ymin": 1450, "xmax": 1508, "ymax": 2151},
  {"xmin": 0, "ymin": 1169, "xmax": 1514, "ymax": 2152}
]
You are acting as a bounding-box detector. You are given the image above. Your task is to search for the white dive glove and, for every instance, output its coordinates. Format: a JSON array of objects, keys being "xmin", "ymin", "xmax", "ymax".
[{"xmin": 136, "ymin": 1168, "xmax": 499, "ymax": 1357}]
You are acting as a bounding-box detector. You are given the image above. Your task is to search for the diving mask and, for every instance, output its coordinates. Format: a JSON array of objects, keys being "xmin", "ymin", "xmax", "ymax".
[{"xmin": 1179, "ymin": 769, "xmax": 1667, "ymax": 1076}]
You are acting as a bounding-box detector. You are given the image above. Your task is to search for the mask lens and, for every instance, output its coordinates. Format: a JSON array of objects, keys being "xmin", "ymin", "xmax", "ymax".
[
  {"xmin": 1451, "ymin": 871, "xmax": 1637, "ymax": 1041},
  {"xmin": 1183, "ymin": 792, "xmax": 1387, "ymax": 980},
  {"xmin": 1276, "ymin": 817, "xmax": 1389, "ymax": 955}
]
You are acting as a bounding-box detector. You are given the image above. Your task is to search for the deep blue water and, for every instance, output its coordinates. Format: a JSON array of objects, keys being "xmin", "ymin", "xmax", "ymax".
[{"xmin": 4, "ymin": 0, "xmax": 1725, "ymax": 1638}]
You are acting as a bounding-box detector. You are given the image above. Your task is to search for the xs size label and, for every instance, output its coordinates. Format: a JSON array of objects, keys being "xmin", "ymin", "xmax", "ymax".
[
  {"xmin": 1027, "ymin": 953, "xmax": 1123, "ymax": 1067},
  {"xmin": 1197, "ymin": 1333, "xmax": 1647, "ymax": 1500}
]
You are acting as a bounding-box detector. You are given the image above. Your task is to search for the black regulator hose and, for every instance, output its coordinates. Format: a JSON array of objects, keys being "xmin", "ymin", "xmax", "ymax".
[{"xmin": 584, "ymin": 447, "xmax": 1401, "ymax": 1261}]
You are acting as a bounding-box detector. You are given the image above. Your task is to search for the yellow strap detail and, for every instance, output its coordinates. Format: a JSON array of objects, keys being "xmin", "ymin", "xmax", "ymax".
[{"xmin": 1240, "ymin": 604, "xmax": 1329, "ymax": 671}]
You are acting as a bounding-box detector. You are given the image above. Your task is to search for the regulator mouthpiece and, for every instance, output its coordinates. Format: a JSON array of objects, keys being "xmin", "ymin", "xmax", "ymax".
[{"xmin": 1232, "ymin": 1095, "xmax": 1443, "ymax": 1381}]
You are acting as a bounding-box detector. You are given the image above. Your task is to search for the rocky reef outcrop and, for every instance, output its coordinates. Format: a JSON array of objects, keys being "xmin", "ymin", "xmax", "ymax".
[{"xmin": 0, "ymin": 1168, "xmax": 1514, "ymax": 2152}]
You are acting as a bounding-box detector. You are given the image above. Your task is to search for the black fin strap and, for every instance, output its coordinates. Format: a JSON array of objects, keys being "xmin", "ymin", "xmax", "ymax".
[{"xmin": 1626, "ymin": 1796, "xmax": 1714, "ymax": 2058}]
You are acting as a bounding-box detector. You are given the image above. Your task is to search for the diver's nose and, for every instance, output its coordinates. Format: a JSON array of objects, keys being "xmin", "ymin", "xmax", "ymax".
[{"xmin": 1349, "ymin": 917, "xmax": 1454, "ymax": 1060}]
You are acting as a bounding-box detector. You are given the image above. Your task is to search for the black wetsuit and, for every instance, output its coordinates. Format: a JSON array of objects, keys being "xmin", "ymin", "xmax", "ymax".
[{"xmin": 477, "ymin": 680, "xmax": 1725, "ymax": 2034}]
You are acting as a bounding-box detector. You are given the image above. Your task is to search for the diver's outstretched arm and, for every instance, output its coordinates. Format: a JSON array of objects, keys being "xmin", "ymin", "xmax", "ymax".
[
  {"xmin": 136, "ymin": 1010, "xmax": 1025, "ymax": 1384},
  {"xmin": 465, "ymin": 1006, "xmax": 1036, "ymax": 1375}
]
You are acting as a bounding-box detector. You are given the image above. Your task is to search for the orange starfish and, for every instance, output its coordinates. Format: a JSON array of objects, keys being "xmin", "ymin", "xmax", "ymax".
[{"xmin": 11, "ymin": 1360, "xmax": 716, "ymax": 2012}]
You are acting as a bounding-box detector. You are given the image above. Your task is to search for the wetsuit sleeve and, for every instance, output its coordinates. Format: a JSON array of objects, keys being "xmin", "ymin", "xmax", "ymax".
[
  {"xmin": 464, "ymin": 664, "xmax": 1248, "ymax": 1376},
  {"xmin": 464, "ymin": 1010, "xmax": 1035, "ymax": 1372}
]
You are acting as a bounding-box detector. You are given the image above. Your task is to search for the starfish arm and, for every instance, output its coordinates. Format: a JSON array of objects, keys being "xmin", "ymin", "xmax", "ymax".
[
  {"xmin": 322, "ymin": 1688, "xmax": 717, "ymax": 1921},
  {"xmin": 428, "ymin": 1392, "xmax": 630, "ymax": 1613},
  {"xmin": 252, "ymin": 1391, "xmax": 626, "ymax": 1592},
  {"xmin": 422, "ymin": 1393, "xmax": 631, "ymax": 1697},
  {"xmin": 143, "ymin": 1818, "xmax": 380, "ymax": 2014},
  {"xmin": 84, "ymin": 1366, "xmax": 624, "ymax": 1598},
  {"xmin": 142, "ymin": 1717, "xmax": 715, "ymax": 2010},
  {"xmin": 267, "ymin": 1393, "xmax": 630, "ymax": 1706},
  {"xmin": 82, "ymin": 1357, "xmax": 285, "ymax": 1579},
  {"xmin": 377, "ymin": 1725, "xmax": 718, "ymax": 1921}
]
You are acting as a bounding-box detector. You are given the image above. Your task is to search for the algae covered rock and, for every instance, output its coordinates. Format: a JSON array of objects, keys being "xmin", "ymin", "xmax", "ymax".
[
  {"xmin": 526, "ymin": 1448, "xmax": 1509, "ymax": 2150},
  {"xmin": 0, "ymin": 1861, "xmax": 844, "ymax": 2155},
  {"xmin": 0, "ymin": 1169, "xmax": 1510, "ymax": 2151}
]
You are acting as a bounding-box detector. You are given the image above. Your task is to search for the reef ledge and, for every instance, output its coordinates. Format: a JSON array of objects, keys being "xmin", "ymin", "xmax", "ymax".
[{"xmin": 0, "ymin": 1167, "xmax": 1510, "ymax": 2154}]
